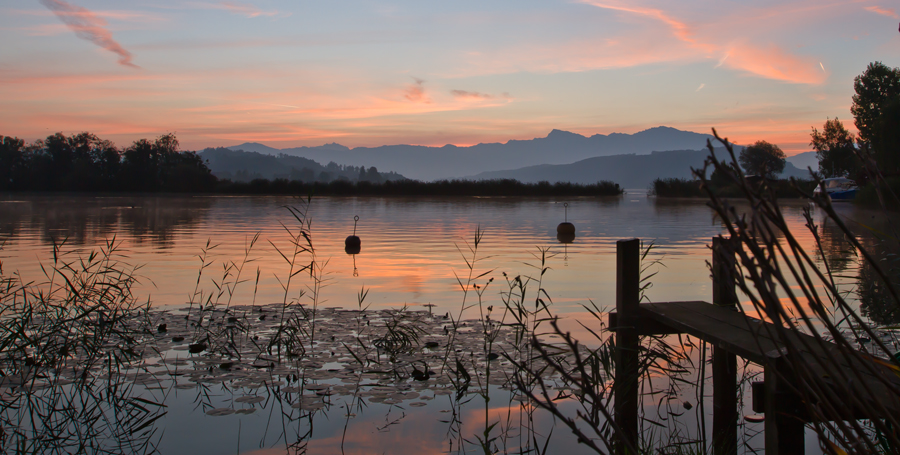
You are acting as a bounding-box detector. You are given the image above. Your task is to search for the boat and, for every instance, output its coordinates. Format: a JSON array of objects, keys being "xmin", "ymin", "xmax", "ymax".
[{"xmin": 813, "ymin": 177, "xmax": 858, "ymax": 201}]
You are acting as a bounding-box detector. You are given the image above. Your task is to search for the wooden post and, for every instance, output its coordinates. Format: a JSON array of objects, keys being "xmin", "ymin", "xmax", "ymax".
[
  {"xmin": 712, "ymin": 237, "xmax": 738, "ymax": 455},
  {"xmin": 764, "ymin": 349, "xmax": 805, "ymax": 455},
  {"xmin": 615, "ymin": 238, "xmax": 640, "ymax": 454}
]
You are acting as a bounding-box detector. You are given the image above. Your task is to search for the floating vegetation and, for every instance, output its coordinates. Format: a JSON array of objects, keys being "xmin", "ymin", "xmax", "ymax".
[{"xmin": 142, "ymin": 303, "xmax": 557, "ymax": 397}]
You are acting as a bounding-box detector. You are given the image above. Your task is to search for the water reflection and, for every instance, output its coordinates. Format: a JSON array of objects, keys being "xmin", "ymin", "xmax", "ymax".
[
  {"xmin": 0, "ymin": 195, "xmax": 212, "ymax": 248},
  {"xmin": 817, "ymin": 217, "xmax": 857, "ymax": 273},
  {"xmin": 1, "ymin": 194, "xmax": 877, "ymax": 454}
]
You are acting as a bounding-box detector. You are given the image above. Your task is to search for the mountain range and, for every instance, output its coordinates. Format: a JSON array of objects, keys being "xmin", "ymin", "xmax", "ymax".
[
  {"xmin": 223, "ymin": 126, "xmax": 816, "ymax": 188},
  {"xmin": 228, "ymin": 126, "xmax": 720, "ymax": 181},
  {"xmin": 471, "ymin": 149, "xmax": 813, "ymax": 189}
]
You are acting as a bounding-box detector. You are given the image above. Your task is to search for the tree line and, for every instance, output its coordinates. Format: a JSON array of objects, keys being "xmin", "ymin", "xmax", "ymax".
[
  {"xmin": 0, "ymin": 132, "xmax": 216, "ymax": 192},
  {"xmin": 0, "ymin": 132, "xmax": 624, "ymax": 196},
  {"xmin": 216, "ymin": 178, "xmax": 624, "ymax": 197}
]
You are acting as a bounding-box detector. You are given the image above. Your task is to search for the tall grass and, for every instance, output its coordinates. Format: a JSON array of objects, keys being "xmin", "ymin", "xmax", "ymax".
[{"xmin": 0, "ymin": 238, "xmax": 165, "ymax": 454}]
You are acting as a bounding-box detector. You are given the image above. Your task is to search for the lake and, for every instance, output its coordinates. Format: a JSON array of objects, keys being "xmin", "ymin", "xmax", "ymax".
[{"xmin": 0, "ymin": 193, "xmax": 872, "ymax": 454}]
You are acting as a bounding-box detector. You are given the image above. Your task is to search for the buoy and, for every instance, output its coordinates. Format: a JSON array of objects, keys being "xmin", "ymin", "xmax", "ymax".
[
  {"xmin": 345, "ymin": 215, "xmax": 361, "ymax": 254},
  {"xmin": 557, "ymin": 233, "xmax": 575, "ymax": 244},
  {"xmin": 557, "ymin": 203, "xmax": 576, "ymax": 236}
]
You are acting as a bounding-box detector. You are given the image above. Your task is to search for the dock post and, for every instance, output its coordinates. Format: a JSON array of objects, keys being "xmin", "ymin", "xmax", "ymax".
[
  {"xmin": 615, "ymin": 238, "xmax": 640, "ymax": 454},
  {"xmin": 712, "ymin": 237, "xmax": 738, "ymax": 455},
  {"xmin": 764, "ymin": 350, "xmax": 805, "ymax": 454}
]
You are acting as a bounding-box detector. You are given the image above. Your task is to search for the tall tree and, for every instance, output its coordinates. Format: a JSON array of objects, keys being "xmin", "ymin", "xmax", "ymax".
[
  {"xmin": 851, "ymin": 62, "xmax": 900, "ymax": 145},
  {"xmin": 738, "ymin": 141, "xmax": 786, "ymax": 179},
  {"xmin": 810, "ymin": 118, "xmax": 858, "ymax": 177},
  {"xmin": 874, "ymin": 97, "xmax": 900, "ymax": 173}
]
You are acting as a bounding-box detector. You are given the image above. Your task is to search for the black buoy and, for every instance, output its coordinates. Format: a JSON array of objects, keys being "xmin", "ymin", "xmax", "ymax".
[
  {"xmin": 557, "ymin": 202, "xmax": 576, "ymax": 237},
  {"xmin": 345, "ymin": 215, "xmax": 361, "ymax": 255},
  {"xmin": 557, "ymin": 232, "xmax": 575, "ymax": 244}
]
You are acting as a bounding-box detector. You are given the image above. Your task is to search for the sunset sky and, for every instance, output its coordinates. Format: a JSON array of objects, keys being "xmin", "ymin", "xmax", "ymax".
[{"xmin": 2, "ymin": 0, "xmax": 898, "ymax": 155}]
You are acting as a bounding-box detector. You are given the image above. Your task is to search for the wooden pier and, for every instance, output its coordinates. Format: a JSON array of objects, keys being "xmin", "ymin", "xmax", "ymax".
[{"xmin": 608, "ymin": 238, "xmax": 900, "ymax": 455}]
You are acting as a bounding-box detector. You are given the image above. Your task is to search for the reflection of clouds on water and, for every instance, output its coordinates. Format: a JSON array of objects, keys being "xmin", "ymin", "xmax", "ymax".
[
  {"xmin": 400, "ymin": 273, "xmax": 424, "ymax": 299},
  {"xmin": 0, "ymin": 194, "xmax": 855, "ymax": 319}
]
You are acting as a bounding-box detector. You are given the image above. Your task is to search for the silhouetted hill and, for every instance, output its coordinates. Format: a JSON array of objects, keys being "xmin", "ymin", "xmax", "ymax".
[
  {"xmin": 228, "ymin": 126, "xmax": 717, "ymax": 181},
  {"xmin": 199, "ymin": 147, "xmax": 406, "ymax": 183},
  {"xmin": 787, "ymin": 151, "xmax": 818, "ymax": 173},
  {"xmin": 469, "ymin": 148, "xmax": 813, "ymax": 189}
]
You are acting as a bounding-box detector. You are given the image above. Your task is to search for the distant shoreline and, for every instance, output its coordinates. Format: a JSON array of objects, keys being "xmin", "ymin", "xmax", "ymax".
[{"xmin": 1, "ymin": 178, "xmax": 626, "ymax": 198}]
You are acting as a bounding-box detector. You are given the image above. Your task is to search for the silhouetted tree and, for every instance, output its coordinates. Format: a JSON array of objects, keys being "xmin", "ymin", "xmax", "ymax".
[
  {"xmin": 0, "ymin": 136, "xmax": 24, "ymax": 190},
  {"xmin": 873, "ymin": 96, "xmax": 900, "ymax": 173},
  {"xmin": 852, "ymin": 62, "xmax": 900, "ymax": 173},
  {"xmin": 738, "ymin": 141, "xmax": 786, "ymax": 179},
  {"xmin": 810, "ymin": 118, "xmax": 858, "ymax": 177},
  {"xmin": 852, "ymin": 62, "xmax": 900, "ymax": 146}
]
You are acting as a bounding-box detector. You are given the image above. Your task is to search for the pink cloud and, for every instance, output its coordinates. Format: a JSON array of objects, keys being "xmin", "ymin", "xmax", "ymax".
[
  {"xmin": 212, "ymin": 1, "xmax": 284, "ymax": 18},
  {"xmin": 864, "ymin": 5, "xmax": 898, "ymax": 18},
  {"xmin": 581, "ymin": 1, "xmax": 714, "ymax": 52},
  {"xmin": 450, "ymin": 90, "xmax": 511, "ymax": 101},
  {"xmin": 39, "ymin": 0, "xmax": 138, "ymax": 68},
  {"xmin": 404, "ymin": 78, "xmax": 430, "ymax": 103}
]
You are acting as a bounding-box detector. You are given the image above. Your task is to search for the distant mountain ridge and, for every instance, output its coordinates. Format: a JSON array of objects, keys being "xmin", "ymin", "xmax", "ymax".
[
  {"xmin": 470, "ymin": 148, "xmax": 814, "ymax": 190},
  {"xmin": 228, "ymin": 126, "xmax": 718, "ymax": 181}
]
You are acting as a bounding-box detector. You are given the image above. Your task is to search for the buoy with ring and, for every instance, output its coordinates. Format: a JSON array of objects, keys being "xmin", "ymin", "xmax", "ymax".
[
  {"xmin": 345, "ymin": 216, "xmax": 361, "ymax": 255},
  {"xmin": 557, "ymin": 203, "xmax": 575, "ymax": 240}
]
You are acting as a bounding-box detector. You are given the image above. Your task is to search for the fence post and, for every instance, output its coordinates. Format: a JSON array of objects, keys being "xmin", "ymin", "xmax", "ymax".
[
  {"xmin": 615, "ymin": 238, "xmax": 640, "ymax": 454},
  {"xmin": 712, "ymin": 237, "xmax": 738, "ymax": 455},
  {"xmin": 764, "ymin": 349, "xmax": 805, "ymax": 454}
]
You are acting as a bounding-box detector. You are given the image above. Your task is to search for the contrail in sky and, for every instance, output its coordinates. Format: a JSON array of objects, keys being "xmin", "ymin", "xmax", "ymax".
[{"xmin": 39, "ymin": 0, "xmax": 138, "ymax": 68}]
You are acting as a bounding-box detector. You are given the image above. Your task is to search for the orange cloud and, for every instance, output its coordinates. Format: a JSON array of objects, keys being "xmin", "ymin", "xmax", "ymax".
[
  {"xmin": 864, "ymin": 5, "xmax": 899, "ymax": 18},
  {"xmin": 722, "ymin": 43, "xmax": 826, "ymax": 85},
  {"xmin": 579, "ymin": 0, "xmax": 825, "ymax": 85},
  {"xmin": 39, "ymin": 0, "xmax": 138, "ymax": 68}
]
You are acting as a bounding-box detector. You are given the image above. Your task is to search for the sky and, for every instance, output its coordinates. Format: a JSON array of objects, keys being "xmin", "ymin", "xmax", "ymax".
[{"xmin": 1, "ymin": 0, "xmax": 898, "ymax": 155}]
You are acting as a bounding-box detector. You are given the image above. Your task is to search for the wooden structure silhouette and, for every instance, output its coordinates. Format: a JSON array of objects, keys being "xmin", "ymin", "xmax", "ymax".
[{"xmin": 609, "ymin": 237, "xmax": 900, "ymax": 455}]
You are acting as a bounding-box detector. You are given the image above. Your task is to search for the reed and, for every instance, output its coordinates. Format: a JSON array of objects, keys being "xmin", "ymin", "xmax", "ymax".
[
  {"xmin": 0, "ymin": 238, "xmax": 166, "ymax": 454},
  {"xmin": 694, "ymin": 130, "xmax": 900, "ymax": 453}
]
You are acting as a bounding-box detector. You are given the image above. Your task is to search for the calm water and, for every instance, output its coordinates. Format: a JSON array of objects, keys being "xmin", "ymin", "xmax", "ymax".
[
  {"xmin": 0, "ymin": 193, "xmax": 846, "ymax": 314},
  {"xmin": 0, "ymin": 193, "xmax": 867, "ymax": 454}
]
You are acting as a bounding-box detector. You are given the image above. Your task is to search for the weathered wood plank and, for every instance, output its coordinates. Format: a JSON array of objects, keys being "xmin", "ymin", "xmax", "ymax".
[
  {"xmin": 712, "ymin": 237, "xmax": 738, "ymax": 455},
  {"xmin": 639, "ymin": 300, "xmax": 900, "ymax": 417},
  {"xmin": 614, "ymin": 239, "xmax": 640, "ymax": 455}
]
